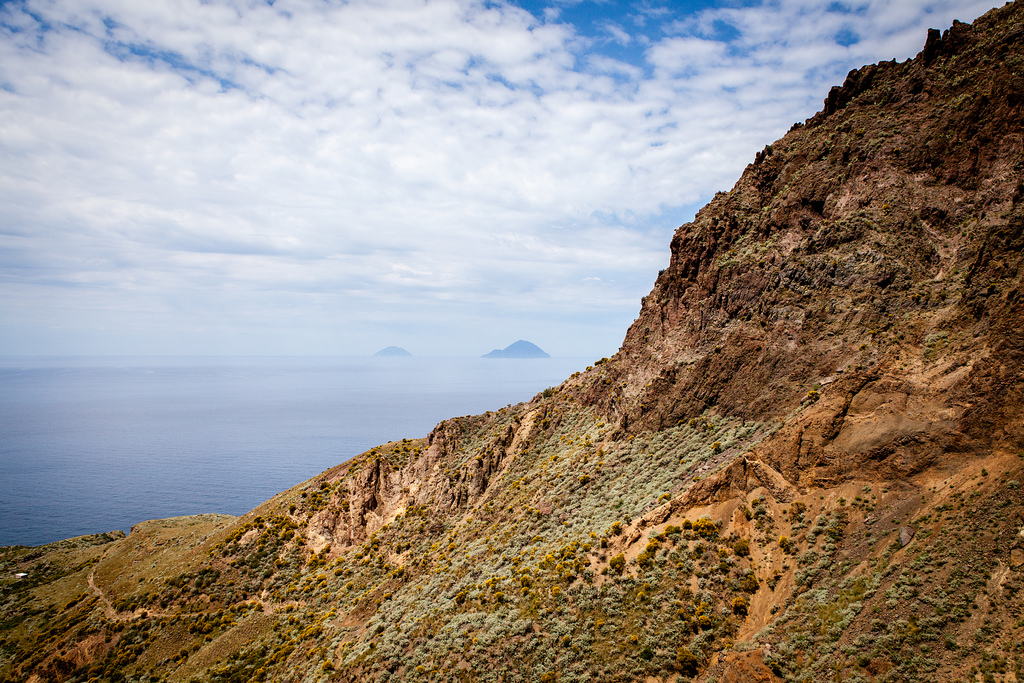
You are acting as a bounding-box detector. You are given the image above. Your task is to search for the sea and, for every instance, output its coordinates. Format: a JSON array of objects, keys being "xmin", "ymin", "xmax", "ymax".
[{"xmin": 0, "ymin": 356, "xmax": 589, "ymax": 547}]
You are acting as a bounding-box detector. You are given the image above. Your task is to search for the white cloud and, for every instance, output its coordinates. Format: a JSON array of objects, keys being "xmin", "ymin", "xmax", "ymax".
[
  {"xmin": 0, "ymin": 0, "xmax": 999, "ymax": 356},
  {"xmin": 600, "ymin": 21, "xmax": 633, "ymax": 47}
]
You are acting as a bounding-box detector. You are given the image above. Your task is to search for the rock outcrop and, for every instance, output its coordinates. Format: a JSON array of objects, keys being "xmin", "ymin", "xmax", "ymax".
[{"xmin": 577, "ymin": 3, "xmax": 1024, "ymax": 495}]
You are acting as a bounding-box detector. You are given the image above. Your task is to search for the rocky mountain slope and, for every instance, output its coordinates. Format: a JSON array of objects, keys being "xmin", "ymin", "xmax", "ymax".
[{"xmin": 3, "ymin": 3, "xmax": 1024, "ymax": 682}]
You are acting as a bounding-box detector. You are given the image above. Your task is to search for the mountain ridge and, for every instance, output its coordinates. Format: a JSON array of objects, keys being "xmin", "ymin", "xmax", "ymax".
[
  {"xmin": 482, "ymin": 340, "xmax": 551, "ymax": 359},
  {"xmin": 2, "ymin": 4, "xmax": 1023, "ymax": 682},
  {"xmin": 374, "ymin": 346, "xmax": 413, "ymax": 357}
]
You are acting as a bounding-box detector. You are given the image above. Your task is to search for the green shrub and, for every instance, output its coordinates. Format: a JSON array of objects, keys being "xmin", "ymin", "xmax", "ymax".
[
  {"xmin": 693, "ymin": 518, "xmax": 718, "ymax": 540},
  {"xmin": 677, "ymin": 647, "xmax": 699, "ymax": 676},
  {"xmin": 789, "ymin": 501, "xmax": 807, "ymax": 522},
  {"xmin": 609, "ymin": 554, "xmax": 626, "ymax": 574}
]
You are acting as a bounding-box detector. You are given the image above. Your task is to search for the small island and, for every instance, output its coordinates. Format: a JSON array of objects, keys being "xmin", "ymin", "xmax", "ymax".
[
  {"xmin": 373, "ymin": 346, "xmax": 412, "ymax": 357},
  {"xmin": 482, "ymin": 340, "xmax": 550, "ymax": 358}
]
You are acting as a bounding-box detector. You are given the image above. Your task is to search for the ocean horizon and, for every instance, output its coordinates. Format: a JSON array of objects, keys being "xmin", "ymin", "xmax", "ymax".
[{"xmin": 0, "ymin": 355, "xmax": 591, "ymax": 547}]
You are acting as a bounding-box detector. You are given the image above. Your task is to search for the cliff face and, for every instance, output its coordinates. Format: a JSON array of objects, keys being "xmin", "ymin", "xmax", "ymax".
[
  {"xmin": 3, "ymin": 4, "xmax": 1024, "ymax": 683},
  {"xmin": 581, "ymin": 6, "xmax": 1024, "ymax": 488},
  {"xmin": 302, "ymin": 414, "xmax": 534, "ymax": 550}
]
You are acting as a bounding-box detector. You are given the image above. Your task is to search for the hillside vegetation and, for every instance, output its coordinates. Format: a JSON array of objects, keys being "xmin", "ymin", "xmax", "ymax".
[{"xmin": 3, "ymin": 3, "xmax": 1024, "ymax": 682}]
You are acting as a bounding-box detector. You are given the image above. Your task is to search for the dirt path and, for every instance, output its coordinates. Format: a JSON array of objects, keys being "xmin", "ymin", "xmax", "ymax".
[
  {"xmin": 87, "ymin": 548, "xmax": 171, "ymax": 621},
  {"xmin": 87, "ymin": 557, "xmax": 119, "ymax": 621}
]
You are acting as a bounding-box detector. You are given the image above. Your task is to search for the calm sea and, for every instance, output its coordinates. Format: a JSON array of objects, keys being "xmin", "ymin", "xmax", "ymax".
[{"xmin": 0, "ymin": 356, "xmax": 588, "ymax": 547}]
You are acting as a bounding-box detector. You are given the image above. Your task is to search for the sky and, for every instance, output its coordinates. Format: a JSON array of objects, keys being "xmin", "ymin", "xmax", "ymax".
[{"xmin": 0, "ymin": 0, "xmax": 998, "ymax": 358}]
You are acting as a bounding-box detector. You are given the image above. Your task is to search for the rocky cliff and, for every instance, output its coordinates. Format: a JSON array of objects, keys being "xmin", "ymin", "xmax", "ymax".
[{"xmin": 2, "ymin": 4, "xmax": 1023, "ymax": 683}]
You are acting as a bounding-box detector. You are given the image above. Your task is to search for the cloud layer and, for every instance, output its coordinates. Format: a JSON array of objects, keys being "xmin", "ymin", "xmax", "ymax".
[{"xmin": 0, "ymin": 0, "xmax": 997, "ymax": 356}]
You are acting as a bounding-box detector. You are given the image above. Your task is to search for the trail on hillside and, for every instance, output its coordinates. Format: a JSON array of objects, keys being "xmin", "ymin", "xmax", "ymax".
[{"xmin": 86, "ymin": 555, "xmax": 119, "ymax": 622}]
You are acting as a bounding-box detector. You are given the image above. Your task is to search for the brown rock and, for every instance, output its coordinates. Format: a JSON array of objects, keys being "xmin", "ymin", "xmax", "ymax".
[
  {"xmin": 574, "ymin": 0, "xmax": 1024, "ymax": 497},
  {"xmin": 717, "ymin": 651, "xmax": 783, "ymax": 683}
]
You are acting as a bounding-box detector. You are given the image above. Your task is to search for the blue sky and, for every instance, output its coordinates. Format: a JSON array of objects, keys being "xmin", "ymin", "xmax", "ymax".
[{"xmin": 0, "ymin": 0, "xmax": 997, "ymax": 357}]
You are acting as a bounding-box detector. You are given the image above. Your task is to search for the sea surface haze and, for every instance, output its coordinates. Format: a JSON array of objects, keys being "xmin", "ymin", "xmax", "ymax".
[{"xmin": 0, "ymin": 356, "xmax": 588, "ymax": 547}]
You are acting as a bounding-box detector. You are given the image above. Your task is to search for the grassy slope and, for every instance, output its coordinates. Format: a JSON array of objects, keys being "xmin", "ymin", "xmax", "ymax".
[{"xmin": 3, "ymin": 393, "xmax": 1021, "ymax": 683}]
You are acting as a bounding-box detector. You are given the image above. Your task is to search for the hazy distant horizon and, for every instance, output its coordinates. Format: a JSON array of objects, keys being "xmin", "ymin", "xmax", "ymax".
[{"xmin": 0, "ymin": 352, "xmax": 590, "ymax": 360}]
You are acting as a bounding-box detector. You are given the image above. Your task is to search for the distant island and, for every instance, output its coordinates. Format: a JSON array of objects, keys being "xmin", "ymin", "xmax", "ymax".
[
  {"xmin": 482, "ymin": 340, "xmax": 550, "ymax": 358},
  {"xmin": 373, "ymin": 346, "xmax": 412, "ymax": 357}
]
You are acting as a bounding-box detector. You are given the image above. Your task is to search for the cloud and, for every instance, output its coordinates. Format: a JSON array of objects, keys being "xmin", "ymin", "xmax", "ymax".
[
  {"xmin": 0, "ymin": 0, "xmax": 998, "ymax": 356},
  {"xmin": 600, "ymin": 21, "xmax": 633, "ymax": 47}
]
